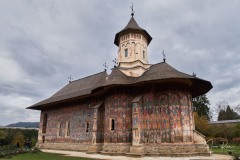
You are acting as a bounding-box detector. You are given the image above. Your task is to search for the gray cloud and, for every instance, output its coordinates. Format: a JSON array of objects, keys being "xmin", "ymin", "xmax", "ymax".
[{"xmin": 0, "ymin": 0, "xmax": 240, "ymax": 125}]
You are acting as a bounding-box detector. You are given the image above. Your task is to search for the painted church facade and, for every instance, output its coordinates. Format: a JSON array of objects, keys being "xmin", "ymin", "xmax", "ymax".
[{"xmin": 28, "ymin": 14, "xmax": 213, "ymax": 157}]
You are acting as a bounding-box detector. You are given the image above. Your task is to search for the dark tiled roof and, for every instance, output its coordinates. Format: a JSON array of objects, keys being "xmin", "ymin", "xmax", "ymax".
[
  {"xmin": 123, "ymin": 17, "xmax": 143, "ymax": 30},
  {"xmin": 28, "ymin": 71, "xmax": 107, "ymax": 109},
  {"xmin": 28, "ymin": 62, "xmax": 212, "ymax": 110},
  {"xmin": 103, "ymin": 63, "xmax": 212, "ymax": 97},
  {"xmin": 114, "ymin": 17, "xmax": 152, "ymax": 46},
  {"xmin": 103, "ymin": 68, "xmax": 135, "ymax": 86}
]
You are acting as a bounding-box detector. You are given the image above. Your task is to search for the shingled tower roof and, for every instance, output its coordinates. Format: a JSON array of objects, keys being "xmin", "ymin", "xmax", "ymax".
[{"xmin": 114, "ymin": 17, "xmax": 152, "ymax": 46}]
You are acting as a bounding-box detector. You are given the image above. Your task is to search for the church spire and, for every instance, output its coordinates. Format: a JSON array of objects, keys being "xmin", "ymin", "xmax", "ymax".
[
  {"xmin": 113, "ymin": 9, "xmax": 152, "ymax": 77},
  {"xmin": 114, "ymin": 16, "xmax": 152, "ymax": 46}
]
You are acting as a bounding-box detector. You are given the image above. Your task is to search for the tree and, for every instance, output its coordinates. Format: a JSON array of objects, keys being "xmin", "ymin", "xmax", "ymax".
[
  {"xmin": 12, "ymin": 131, "xmax": 25, "ymax": 147},
  {"xmin": 217, "ymin": 105, "xmax": 240, "ymax": 121},
  {"xmin": 193, "ymin": 94, "xmax": 211, "ymax": 120},
  {"xmin": 194, "ymin": 112, "xmax": 210, "ymax": 136},
  {"xmin": 0, "ymin": 129, "xmax": 7, "ymax": 146}
]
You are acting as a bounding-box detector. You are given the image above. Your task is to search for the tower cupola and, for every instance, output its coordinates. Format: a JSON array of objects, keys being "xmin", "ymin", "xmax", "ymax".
[{"xmin": 114, "ymin": 15, "xmax": 152, "ymax": 77}]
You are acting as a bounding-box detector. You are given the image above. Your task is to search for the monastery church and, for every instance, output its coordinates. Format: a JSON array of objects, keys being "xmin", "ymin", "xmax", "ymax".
[{"xmin": 28, "ymin": 12, "xmax": 213, "ymax": 156}]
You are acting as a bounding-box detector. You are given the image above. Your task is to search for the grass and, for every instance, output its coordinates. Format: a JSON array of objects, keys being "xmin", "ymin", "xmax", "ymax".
[
  {"xmin": 0, "ymin": 151, "xmax": 96, "ymax": 160},
  {"xmin": 211, "ymin": 145, "xmax": 240, "ymax": 155}
]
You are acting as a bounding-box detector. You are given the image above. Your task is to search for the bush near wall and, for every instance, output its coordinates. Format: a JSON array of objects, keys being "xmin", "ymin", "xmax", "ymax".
[{"xmin": 0, "ymin": 128, "xmax": 38, "ymax": 148}]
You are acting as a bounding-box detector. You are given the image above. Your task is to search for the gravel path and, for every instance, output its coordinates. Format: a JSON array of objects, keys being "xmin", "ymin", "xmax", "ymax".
[{"xmin": 42, "ymin": 149, "xmax": 233, "ymax": 160}]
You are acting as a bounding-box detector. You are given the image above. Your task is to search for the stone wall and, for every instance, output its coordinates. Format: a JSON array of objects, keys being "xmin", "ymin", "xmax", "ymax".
[
  {"xmin": 40, "ymin": 142, "xmax": 91, "ymax": 151},
  {"xmin": 36, "ymin": 85, "xmax": 210, "ymax": 156},
  {"xmin": 144, "ymin": 144, "xmax": 210, "ymax": 156},
  {"xmin": 38, "ymin": 100, "xmax": 105, "ymax": 145}
]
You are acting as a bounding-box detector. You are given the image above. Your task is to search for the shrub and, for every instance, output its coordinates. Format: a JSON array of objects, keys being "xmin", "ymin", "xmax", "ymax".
[{"xmin": 233, "ymin": 138, "xmax": 240, "ymax": 145}]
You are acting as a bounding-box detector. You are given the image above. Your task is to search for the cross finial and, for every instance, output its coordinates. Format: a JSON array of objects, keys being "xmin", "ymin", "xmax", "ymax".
[
  {"xmin": 193, "ymin": 72, "xmax": 197, "ymax": 77},
  {"xmin": 130, "ymin": 2, "xmax": 135, "ymax": 17},
  {"xmin": 162, "ymin": 50, "xmax": 166, "ymax": 62},
  {"xmin": 68, "ymin": 75, "xmax": 73, "ymax": 83},
  {"xmin": 112, "ymin": 58, "xmax": 118, "ymax": 68},
  {"xmin": 103, "ymin": 62, "xmax": 108, "ymax": 71}
]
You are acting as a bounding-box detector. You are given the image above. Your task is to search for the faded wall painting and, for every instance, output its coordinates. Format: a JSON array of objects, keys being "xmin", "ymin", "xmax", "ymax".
[{"xmin": 104, "ymin": 93, "xmax": 132, "ymax": 143}]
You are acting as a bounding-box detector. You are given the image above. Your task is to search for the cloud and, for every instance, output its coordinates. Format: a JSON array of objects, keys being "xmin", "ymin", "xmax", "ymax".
[{"xmin": 0, "ymin": 0, "xmax": 240, "ymax": 125}]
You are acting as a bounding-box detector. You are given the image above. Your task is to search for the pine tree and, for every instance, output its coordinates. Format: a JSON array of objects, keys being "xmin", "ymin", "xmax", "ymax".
[
  {"xmin": 193, "ymin": 94, "xmax": 211, "ymax": 120},
  {"xmin": 218, "ymin": 105, "xmax": 240, "ymax": 120}
]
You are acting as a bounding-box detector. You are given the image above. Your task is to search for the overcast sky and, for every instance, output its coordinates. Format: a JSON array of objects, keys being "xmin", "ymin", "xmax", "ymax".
[{"xmin": 1, "ymin": 0, "xmax": 240, "ymax": 125}]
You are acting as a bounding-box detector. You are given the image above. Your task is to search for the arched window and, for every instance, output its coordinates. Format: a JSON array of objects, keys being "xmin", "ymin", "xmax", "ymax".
[
  {"xmin": 86, "ymin": 122, "xmax": 89, "ymax": 132},
  {"xmin": 59, "ymin": 122, "xmax": 64, "ymax": 137},
  {"xmin": 143, "ymin": 50, "xmax": 145, "ymax": 59},
  {"xmin": 125, "ymin": 49, "xmax": 128, "ymax": 57},
  {"xmin": 42, "ymin": 114, "xmax": 47, "ymax": 133},
  {"xmin": 67, "ymin": 121, "xmax": 70, "ymax": 136},
  {"xmin": 111, "ymin": 119, "xmax": 115, "ymax": 130}
]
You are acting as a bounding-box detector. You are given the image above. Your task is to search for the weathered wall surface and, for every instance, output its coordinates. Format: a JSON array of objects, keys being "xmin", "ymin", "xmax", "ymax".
[
  {"xmin": 37, "ymin": 85, "xmax": 209, "ymax": 156},
  {"xmin": 104, "ymin": 92, "xmax": 132, "ymax": 143},
  {"xmin": 39, "ymin": 102, "xmax": 97, "ymax": 144},
  {"xmin": 137, "ymin": 90, "xmax": 194, "ymax": 144}
]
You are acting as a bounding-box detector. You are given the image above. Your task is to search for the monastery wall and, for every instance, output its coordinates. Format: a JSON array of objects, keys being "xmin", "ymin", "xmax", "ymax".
[
  {"xmin": 37, "ymin": 86, "xmax": 208, "ymax": 155},
  {"xmin": 104, "ymin": 92, "xmax": 132, "ymax": 143},
  {"xmin": 38, "ymin": 103, "xmax": 94, "ymax": 146}
]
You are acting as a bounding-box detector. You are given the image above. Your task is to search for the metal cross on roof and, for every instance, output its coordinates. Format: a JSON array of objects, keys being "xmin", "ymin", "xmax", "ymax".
[
  {"xmin": 162, "ymin": 50, "xmax": 166, "ymax": 62},
  {"xmin": 112, "ymin": 58, "xmax": 118, "ymax": 68},
  {"xmin": 103, "ymin": 62, "xmax": 108, "ymax": 71},
  {"xmin": 68, "ymin": 75, "xmax": 73, "ymax": 83},
  {"xmin": 193, "ymin": 72, "xmax": 197, "ymax": 77},
  {"xmin": 130, "ymin": 2, "xmax": 135, "ymax": 17}
]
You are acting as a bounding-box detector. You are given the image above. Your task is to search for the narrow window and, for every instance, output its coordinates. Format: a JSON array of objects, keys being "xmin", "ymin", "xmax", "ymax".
[
  {"xmin": 67, "ymin": 121, "xmax": 70, "ymax": 136},
  {"xmin": 86, "ymin": 122, "xmax": 89, "ymax": 132},
  {"xmin": 111, "ymin": 119, "xmax": 115, "ymax": 130},
  {"xmin": 125, "ymin": 49, "xmax": 128, "ymax": 57},
  {"xmin": 42, "ymin": 114, "xmax": 48, "ymax": 133},
  {"xmin": 59, "ymin": 122, "xmax": 64, "ymax": 137},
  {"xmin": 42, "ymin": 135, "xmax": 45, "ymax": 143},
  {"xmin": 143, "ymin": 50, "xmax": 145, "ymax": 59}
]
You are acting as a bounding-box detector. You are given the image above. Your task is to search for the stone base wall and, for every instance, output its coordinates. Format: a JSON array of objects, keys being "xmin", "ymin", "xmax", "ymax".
[
  {"xmin": 37, "ymin": 142, "xmax": 210, "ymax": 157},
  {"xmin": 144, "ymin": 144, "xmax": 210, "ymax": 156},
  {"xmin": 101, "ymin": 143, "xmax": 131, "ymax": 155},
  {"xmin": 39, "ymin": 143, "xmax": 92, "ymax": 152}
]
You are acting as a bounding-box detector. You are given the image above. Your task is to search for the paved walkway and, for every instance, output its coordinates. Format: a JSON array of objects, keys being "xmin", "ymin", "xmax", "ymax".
[{"xmin": 42, "ymin": 149, "xmax": 233, "ymax": 160}]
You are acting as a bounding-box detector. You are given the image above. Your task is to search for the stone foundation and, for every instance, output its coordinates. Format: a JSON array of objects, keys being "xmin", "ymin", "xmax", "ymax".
[
  {"xmin": 37, "ymin": 142, "xmax": 211, "ymax": 157},
  {"xmin": 101, "ymin": 143, "xmax": 131, "ymax": 155},
  {"xmin": 39, "ymin": 143, "xmax": 91, "ymax": 152},
  {"xmin": 87, "ymin": 144, "xmax": 103, "ymax": 154},
  {"xmin": 144, "ymin": 144, "xmax": 211, "ymax": 157}
]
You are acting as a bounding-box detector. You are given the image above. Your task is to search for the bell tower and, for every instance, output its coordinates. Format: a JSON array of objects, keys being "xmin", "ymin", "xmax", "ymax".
[{"xmin": 114, "ymin": 13, "xmax": 152, "ymax": 77}]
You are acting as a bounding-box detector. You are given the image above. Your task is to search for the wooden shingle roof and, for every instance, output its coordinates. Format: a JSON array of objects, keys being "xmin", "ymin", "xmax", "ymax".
[
  {"xmin": 29, "ymin": 71, "xmax": 107, "ymax": 109},
  {"xmin": 28, "ymin": 62, "xmax": 212, "ymax": 110},
  {"xmin": 114, "ymin": 17, "xmax": 152, "ymax": 46}
]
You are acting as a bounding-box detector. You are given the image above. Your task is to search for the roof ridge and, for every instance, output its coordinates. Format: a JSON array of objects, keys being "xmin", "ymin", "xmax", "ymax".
[{"xmin": 70, "ymin": 71, "xmax": 107, "ymax": 83}]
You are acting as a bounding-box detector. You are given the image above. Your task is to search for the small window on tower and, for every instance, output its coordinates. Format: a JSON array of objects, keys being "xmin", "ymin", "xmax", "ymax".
[
  {"xmin": 143, "ymin": 50, "xmax": 145, "ymax": 59},
  {"xmin": 125, "ymin": 49, "xmax": 128, "ymax": 57}
]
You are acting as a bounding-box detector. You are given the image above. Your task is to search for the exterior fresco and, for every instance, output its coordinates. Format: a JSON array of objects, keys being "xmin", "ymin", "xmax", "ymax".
[
  {"xmin": 39, "ymin": 103, "xmax": 95, "ymax": 144},
  {"xmin": 37, "ymin": 88, "xmax": 210, "ymax": 156},
  {"xmin": 137, "ymin": 91, "xmax": 193, "ymax": 144},
  {"xmin": 39, "ymin": 89, "xmax": 194, "ymax": 145},
  {"xmin": 104, "ymin": 93, "xmax": 132, "ymax": 143}
]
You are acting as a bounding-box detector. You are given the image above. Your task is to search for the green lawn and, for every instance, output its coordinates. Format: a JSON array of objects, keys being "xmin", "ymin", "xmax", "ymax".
[
  {"xmin": 1, "ymin": 151, "xmax": 96, "ymax": 160},
  {"xmin": 211, "ymin": 145, "xmax": 240, "ymax": 155}
]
